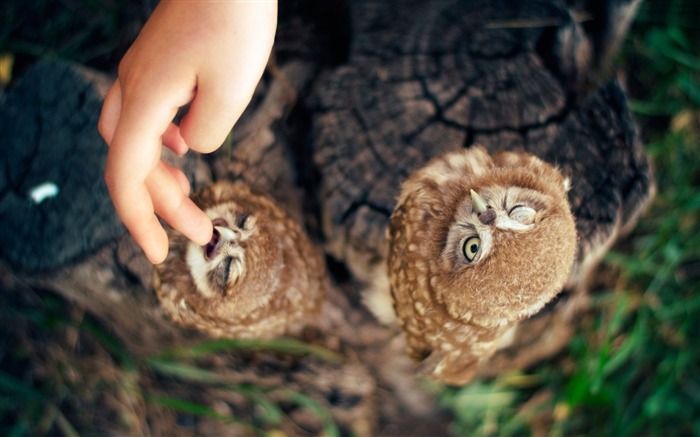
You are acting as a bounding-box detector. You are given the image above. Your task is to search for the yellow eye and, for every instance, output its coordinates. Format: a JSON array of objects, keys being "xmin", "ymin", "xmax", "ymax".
[{"xmin": 462, "ymin": 236, "xmax": 481, "ymax": 262}]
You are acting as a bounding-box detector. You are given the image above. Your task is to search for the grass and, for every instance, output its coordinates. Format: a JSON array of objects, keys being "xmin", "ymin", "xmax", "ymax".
[
  {"xmin": 0, "ymin": 0, "xmax": 145, "ymax": 71},
  {"xmin": 2, "ymin": 0, "xmax": 699, "ymax": 435},
  {"xmin": 0, "ymin": 289, "xmax": 344, "ymax": 435},
  {"xmin": 440, "ymin": 1, "xmax": 700, "ymax": 434}
]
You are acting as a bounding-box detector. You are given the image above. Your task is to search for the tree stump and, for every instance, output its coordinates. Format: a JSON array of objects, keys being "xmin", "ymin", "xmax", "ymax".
[{"xmin": 0, "ymin": 0, "xmax": 654, "ymax": 434}]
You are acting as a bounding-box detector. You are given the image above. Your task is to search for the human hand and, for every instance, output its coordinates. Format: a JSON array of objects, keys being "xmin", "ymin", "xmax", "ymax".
[{"xmin": 99, "ymin": 0, "xmax": 277, "ymax": 264}]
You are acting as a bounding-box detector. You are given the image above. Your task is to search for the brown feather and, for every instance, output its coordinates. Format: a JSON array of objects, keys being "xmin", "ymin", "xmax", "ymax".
[
  {"xmin": 388, "ymin": 146, "xmax": 576, "ymax": 385},
  {"xmin": 153, "ymin": 182, "xmax": 327, "ymax": 339}
]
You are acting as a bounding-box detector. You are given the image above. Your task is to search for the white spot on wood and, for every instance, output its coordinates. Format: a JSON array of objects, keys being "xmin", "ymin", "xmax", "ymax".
[{"xmin": 28, "ymin": 182, "xmax": 59, "ymax": 204}]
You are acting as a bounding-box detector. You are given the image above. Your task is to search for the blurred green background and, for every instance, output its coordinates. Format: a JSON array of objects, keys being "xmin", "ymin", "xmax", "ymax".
[{"xmin": 1, "ymin": 0, "xmax": 698, "ymax": 435}]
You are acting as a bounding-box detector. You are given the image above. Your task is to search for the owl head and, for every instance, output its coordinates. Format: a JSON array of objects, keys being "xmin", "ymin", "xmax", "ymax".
[
  {"xmin": 184, "ymin": 184, "xmax": 283, "ymax": 314},
  {"xmin": 387, "ymin": 146, "xmax": 577, "ymax": 383},
  {"xmin": 153, "ymin": 182, "xmax": 320, "ymax": 339}
]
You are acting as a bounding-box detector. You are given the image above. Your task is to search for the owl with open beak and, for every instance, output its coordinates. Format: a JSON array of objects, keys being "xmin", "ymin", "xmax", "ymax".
[{"xmin": 153, "ymin": 182, "xmax": 326, "ymax": 339}]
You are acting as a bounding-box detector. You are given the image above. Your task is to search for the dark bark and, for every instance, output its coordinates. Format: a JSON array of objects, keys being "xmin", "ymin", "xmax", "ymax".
[
  {"xmin": 311, "ymin": 0, "xmax": 653, "ymax": 291},
  {"xmin": 0, "ymin": 0, "xmax": 654, "ymax": 434}
]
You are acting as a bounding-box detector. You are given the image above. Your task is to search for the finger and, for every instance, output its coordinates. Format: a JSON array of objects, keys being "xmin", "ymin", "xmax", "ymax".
[
  {"xmin": 105, "ymin": 82, "xmax": 189, "ymax": 263},
  {"xmin": 179, "ymin": 81, "xmax": 241, "ymax": 153},
  {"xmin": 180, "ymin": 2, "xmax": 275, "ymax": 154},
  {"xmin": 161, "ymin": 160, "xmax": 192, "ymax": 196},
  {"xmin": 98, "ymin": 81, "xmax": 123, "ymax": 145},
  {"xmin": 105, "ymin": 161, "xmax": 168, "ymax": 264},
  {"xmin": 162, "ymin": 122, "xmax": 189, "ymax": 156},
  {"xmin": 147, "ymin": 161, "xmax": 212, "ymax": 246}
]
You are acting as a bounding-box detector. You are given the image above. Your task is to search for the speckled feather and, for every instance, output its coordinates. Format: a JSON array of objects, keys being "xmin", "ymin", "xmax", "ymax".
[
  {"xmin": 153, "ymin": 182, "xmax": 327, "ymax": 339},
  {"xmin": 387, "ymin": 147, "xmax": 577, "ymax": 385}
]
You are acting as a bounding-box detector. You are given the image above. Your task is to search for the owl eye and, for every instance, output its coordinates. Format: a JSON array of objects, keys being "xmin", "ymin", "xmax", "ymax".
[
  {"xmin": 235, "ymin": 211, "xmax": 251, "ymax": 229},
  {"xmin": 462, "ymin": 236, "xmax": 481, "ymax": 262},
  {"xmin": 222, "ymin": 256, "xmax": 233, "ymax": 284},
  {"xmin": 509, "ymin": 205, "xmax": 536, "ymax": 224}
]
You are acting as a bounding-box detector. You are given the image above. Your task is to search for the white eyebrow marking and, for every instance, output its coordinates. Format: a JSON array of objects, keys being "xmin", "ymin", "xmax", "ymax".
[{"xmin": 495, "ymin": 215, "xmax": 535, "ymax": 231}]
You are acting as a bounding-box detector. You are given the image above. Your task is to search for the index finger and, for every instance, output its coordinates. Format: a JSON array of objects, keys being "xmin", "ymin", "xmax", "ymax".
[
  {"xmin": 100, "ymin": 81, "xmax": 166, "ymax": 262},
  {"xmin": 105, "ymin": 119, "xmax": 167, "ymax": 263},
  {"xmin": 104, "ymin": 82, "xmax": 202, "ymax": 263}
]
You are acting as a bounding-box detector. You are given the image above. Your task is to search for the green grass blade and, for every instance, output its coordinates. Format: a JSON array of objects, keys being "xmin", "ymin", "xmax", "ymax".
[
  {"xmin": 145, "ymin": 358, "xmax": 235, "ymax": 385},
  {"xmin": 156, "ymin": 337, "xmax": 343, "ymax": 363},
  {"xmin": 145, "ymin": 394, "xmax": 255, "ymax": 431},
  {"xmin": 0, "ymin": 370, "xmax": 45, "ymax": 402}
]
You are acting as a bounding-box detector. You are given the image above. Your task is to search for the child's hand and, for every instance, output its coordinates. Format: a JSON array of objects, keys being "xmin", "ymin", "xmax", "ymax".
[{"xmin": 99, "ymin": 1, "xmax": 277, "ymax": 264}]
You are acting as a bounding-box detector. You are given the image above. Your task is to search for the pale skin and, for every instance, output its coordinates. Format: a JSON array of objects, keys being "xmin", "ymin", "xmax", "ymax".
[{"xmin": 99, "ymin": 1, "xmax": 278, "ymax": 264}]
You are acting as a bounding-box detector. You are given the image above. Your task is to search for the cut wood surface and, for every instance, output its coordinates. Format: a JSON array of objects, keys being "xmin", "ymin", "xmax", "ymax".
[{"xmin": 0, "ymin": 0, "xmax": 654, "ymax": 434}]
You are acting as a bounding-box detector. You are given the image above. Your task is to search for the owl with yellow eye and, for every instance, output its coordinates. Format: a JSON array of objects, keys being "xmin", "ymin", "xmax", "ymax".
[{"xmin": 386, "ymin": 146, "xmax": 577, "ymax": 385}]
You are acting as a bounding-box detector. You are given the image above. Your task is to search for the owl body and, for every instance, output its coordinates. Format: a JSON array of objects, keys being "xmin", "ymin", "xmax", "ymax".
[
  {"xmin": 387, "ymin": 147, "xmax": 577, "ymax": 385},
  {"xmin": 153, "ymin": 182, "xmax": 326, "ymax": 339}
]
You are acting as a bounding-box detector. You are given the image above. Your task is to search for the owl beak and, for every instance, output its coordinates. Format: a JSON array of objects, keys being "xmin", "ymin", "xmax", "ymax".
[
  {"xmin": 215, "ymin": 226, "xmax": 237, "ymax": 242},
  {"xmin": 470, "ymin": 189, "xmax": 488, "ymax": 214},
  {"xmin": 204, "ymin": 226, "xmax": 239, "ymax": 260}
]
